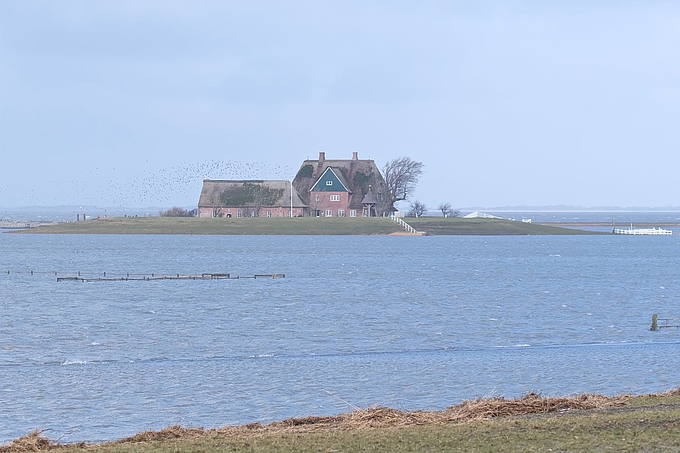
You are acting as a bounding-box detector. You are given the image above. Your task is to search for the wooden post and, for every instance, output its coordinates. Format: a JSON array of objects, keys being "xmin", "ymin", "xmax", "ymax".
[{"xmin": 651, "ymin": 314, "xmax": 659, "ymax": 331}]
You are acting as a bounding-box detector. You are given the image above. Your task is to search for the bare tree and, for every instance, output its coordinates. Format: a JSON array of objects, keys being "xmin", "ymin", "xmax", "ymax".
[
  {"xmin": 382, "ymin": 157, "xmax": 424, "ymax": 212},
  {"xmin": 208, "ymin": 188, "xmax": 231, "ymax": 217},
  {"xmin": 244, "ymin": 183, "xmax": 284, "ymax": 217},
  {"xmin": 309, "ymin": 193, "xmax": 326, "ymax": 217},
  {"xmin": 159, "ymin": 207, "xmax": 196, "ymax": 217},
  {"xmin": 408, "ymin": 200, "xmax": 427, "ymax": 217},
  {"xmin": 437, "ymin": 202, "xmax": 461, "ymax": 218}
]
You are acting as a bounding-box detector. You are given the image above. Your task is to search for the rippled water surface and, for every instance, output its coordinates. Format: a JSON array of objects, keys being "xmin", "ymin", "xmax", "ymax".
[{"xmin": 1, "ymin": 233, "xmax": 680, "ymax": 442}]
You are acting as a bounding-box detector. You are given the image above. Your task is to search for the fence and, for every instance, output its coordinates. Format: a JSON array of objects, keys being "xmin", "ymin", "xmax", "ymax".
[{"xmin": 390, "ymin": 216, "xmax": 420, "ymax": 234}]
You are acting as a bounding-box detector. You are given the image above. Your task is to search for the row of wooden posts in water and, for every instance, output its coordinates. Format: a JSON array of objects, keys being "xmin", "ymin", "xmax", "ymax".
[
  {"xmin": 56, "ymin": 273, "xmax": 285, "ymax": 282},
  {"xmin": 3, "ymin": 270, "xmax": 284, "ymax": 282},
  {"xmin": 650, "ymin": 314, "xmax": 680, "ymax": 331}
]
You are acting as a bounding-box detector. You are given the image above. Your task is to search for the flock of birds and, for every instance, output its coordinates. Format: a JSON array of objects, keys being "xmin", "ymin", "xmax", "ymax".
[{"xmin": 1, "ymin": 160, "xmax": 295, "ymax": 209}]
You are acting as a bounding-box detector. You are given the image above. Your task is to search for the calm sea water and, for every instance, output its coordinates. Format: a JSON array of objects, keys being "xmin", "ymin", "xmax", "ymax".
[{"xmin": 1, "ymin": 232, "xmax": 680, "ymax": 443}]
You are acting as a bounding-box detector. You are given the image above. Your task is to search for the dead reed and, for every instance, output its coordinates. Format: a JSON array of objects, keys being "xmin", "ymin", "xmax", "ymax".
[
  {"xmin": 113, "ymin": 391, "xmax": 631, "ymax": 441},
  {"xmin": 0, "ymin": 430, "xmax": 85, "ymax": 452}
]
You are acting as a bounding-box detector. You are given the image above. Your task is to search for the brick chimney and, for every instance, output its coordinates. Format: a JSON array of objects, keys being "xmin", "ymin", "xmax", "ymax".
[
  {"xmin": 319, "ymin": 151, "xmax": 325, "ymax": 162},
  {"xmin": 352, "ymin": 151, "xmax": 358, "ymax": 160}
]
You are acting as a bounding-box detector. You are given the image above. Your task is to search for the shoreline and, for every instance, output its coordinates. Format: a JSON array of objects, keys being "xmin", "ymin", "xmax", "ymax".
[{"xmin": 3, "ymin": 388, "xmax": 680, "ymax": 451}]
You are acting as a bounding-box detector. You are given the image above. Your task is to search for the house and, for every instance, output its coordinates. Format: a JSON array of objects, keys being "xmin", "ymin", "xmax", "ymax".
[
  {"xmin": 292, "ymin": 152, "xmax": 388, "ymax": 217},
  {"xmin": 197, "ymin": 180, "xmax": 307, "ymax": 218}
]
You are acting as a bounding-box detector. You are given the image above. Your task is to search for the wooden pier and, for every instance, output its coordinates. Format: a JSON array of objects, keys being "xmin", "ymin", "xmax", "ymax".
[
  {"xmin": 650, "ymin": 314, "xmax": 680, "ymax": 331},
  {"xmin": 54, "ymin": 273, "xmax": 285, "ymax": 282}
]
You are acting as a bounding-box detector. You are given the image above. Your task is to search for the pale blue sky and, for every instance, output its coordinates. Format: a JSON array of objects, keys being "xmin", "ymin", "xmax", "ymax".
[{"xmin": 1, "ymin": 1, "xmax": 679, "ymax": 209}]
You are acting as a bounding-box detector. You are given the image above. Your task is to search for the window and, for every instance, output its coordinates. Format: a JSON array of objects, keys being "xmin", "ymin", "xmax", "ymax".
[
  {"xmin": 237, "ymin": 211, "xmax": 242, "ymax": 218},
  {"xmin": 315, "ymin": 194, "xmax": 320, "ymax": 202},
  {"xmin": 330, "ymin": 195, "xmax": 340, "ymax": 201},
  {"xmin": 350, "ymin": 210, "xmax": 356, "ymax": 217},
  {"xmin": 325, "ymin": 209, "xmax": 333, "ymax": 217},
  {"xmin": 326, "ymin": 180, "xmax": 333, "ymax": 186},
  {"xmin": 338, "ymin": 210, "xmax": 345, "ymax": 217},
  {"xmin": 267, "ymin": 211, "xmax": 272, "ymax": 218}
]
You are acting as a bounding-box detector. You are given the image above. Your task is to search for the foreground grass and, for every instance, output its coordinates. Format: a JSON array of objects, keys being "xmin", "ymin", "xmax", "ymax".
[
  {"xmin": 13, "ymin": 216, "xmax": 594, "ymax": 235},
  {"xmin": 4, "ymin": 391, "xmax": 680, "ymax": 452}
]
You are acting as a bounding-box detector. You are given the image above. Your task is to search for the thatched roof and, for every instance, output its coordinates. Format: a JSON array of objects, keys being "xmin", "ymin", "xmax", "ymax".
[
  {"xmin": 292, "ymin": 153, "xmax": 387, "ymax": 209},
  {"xmin": 198, "ymin": 180, "xmax": 306, "ymax": 208},
  {"xmin": 361, "ymin": 188, "xmax": 377, "ymax": 205}
]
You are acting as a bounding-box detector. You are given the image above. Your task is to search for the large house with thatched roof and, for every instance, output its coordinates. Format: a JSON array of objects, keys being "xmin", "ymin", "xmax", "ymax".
[
  {"xmin": 197, "ymin": 152, "xmax": 388, "ymax": 218},
  {"xmin": 292, "ymin": 152, "xmax": 388, "ymax": 217},
  {"xmin": 197, "ymin": 180, "xmax": 307, "ymax": 218}
]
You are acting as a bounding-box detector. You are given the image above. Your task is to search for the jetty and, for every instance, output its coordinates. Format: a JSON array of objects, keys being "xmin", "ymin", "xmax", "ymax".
[
  {"xmin": 611, "ymin": 218, "xmax": 672, "ymax": 235},
  {"xmin": 651, "ymin": 314, "xmax": 680, "ymax": 330},
  {"xmin": 55, "ymin": 273, "xmax": 285, "ymax": 282},
  {"xmin": 612, "ymin": 225, "xmax": 672, "ymax": 235}
]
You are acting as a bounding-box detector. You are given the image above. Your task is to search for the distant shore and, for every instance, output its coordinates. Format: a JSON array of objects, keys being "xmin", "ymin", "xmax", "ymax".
[{"xmin": 5, "ymin": 216, "xmax": 599, "ymax": 236}]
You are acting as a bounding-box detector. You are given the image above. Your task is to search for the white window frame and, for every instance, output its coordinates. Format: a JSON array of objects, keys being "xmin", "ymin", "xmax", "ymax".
[
  {"xmin": 237, "ymin": 211, "xmax": 242, "ymax": 218},
  {"xmin": 315, "ymin": 194, "xmax": 320, "ymax": 202},
  {"xmin": 325, "ymin": 209, "xmax": 333, "ymax": 217},
  {"xmin": 330, "ymin": 195, "xmax": 340, "ymax": 201},
  {"xmin": 338, "ymin": 210, "xmax": 345, "ymax": 217},
  {"xmin": 267, "ymin": 211, "xmax": 272, "ymax": 218},
  {"xmin": 350, "ymin": 210, "xmax": 356, "ymax": 217},
  {"xmin": 326, "ymin": 180, "xmax": 333, "ymax": 186}
]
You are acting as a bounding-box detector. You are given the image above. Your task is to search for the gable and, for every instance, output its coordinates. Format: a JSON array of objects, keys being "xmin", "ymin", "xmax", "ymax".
[
  {"xmin": 291, "ymin": 153, "xmax": 388, "ymax": 211},
  {"xmin": 309, "ymin": 167, "xmax": 350, "ymax": 193}
]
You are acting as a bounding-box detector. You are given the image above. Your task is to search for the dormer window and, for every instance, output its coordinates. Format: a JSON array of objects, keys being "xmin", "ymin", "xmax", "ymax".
[{"xmin": 326, "ymin": 181, "xmax": 333, "ymax": 186}]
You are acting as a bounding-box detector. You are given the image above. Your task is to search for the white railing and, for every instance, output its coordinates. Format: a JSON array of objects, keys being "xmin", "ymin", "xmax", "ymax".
[
  {"xmin": 391, "ymin": 215, "xmax": 419, "ymax": 234},
  {"xmin": 613, "ymin": 227, "xmax": 672, "ymax": 235}
]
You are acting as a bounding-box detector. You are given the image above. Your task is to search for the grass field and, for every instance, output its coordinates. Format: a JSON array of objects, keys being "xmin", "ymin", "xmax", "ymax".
[
  {"xmin": 13, "ymin": 217, "xmax": 403, "ymax": 235},
  {"xmin": 4, "ymin": 390, "xmax": 680, "ymax": 452},
  {"xmin": 12, "ymin": 216, "xmax": 595, "ymax": 235},
  {"xmin": 407, "ymin": 217, "xmax": 597, "ymax": 235}
]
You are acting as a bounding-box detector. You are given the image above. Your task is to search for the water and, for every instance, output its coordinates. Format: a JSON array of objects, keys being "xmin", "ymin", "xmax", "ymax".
[
  {"xmin": 1, "ymin": 233, "xmax": 680, "ymax": 443},
  {"xmin": 469, "ymin": 210, "xmax": 680, "ymax": 224}
]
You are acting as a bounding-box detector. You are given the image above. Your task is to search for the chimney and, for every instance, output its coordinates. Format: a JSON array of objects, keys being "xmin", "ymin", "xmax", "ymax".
[
  {"xmin": 352, "ymin": 151, "xmax": 358, "ymax": 161},
  {"xmin": 319, "ymin": 151, "xmax": 325, "ymax": 162}
]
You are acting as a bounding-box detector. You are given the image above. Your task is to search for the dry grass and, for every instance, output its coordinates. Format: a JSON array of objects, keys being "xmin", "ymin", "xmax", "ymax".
[
  {"xmin": 0, "ymin": 391, "xmax": 648, "ymax": 451},
  {"xmin": 109, "ymin": 392, "xmax": 626, "ymax": 443},
  {"xmin": 446, "ymin": 392, "xmax": 628, "ymax": 421},
  {"xmin": 0, "ymin": 430, "xmax": 86, "ymax": 452}
]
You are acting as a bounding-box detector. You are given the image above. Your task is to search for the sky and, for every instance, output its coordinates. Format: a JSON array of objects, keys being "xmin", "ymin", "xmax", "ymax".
[{"xmin": 1, "ymin": 1, "xmax": 679, "ymax": 210}]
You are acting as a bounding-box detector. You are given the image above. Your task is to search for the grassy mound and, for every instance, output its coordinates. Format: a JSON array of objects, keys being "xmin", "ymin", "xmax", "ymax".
[
  {"xmin": 12, "ymin": 216, "xmax": 594, "ymax": 235},
  {"xmin": 407, "ymin": 217, "xmax": 596, "ymax": 235}
]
